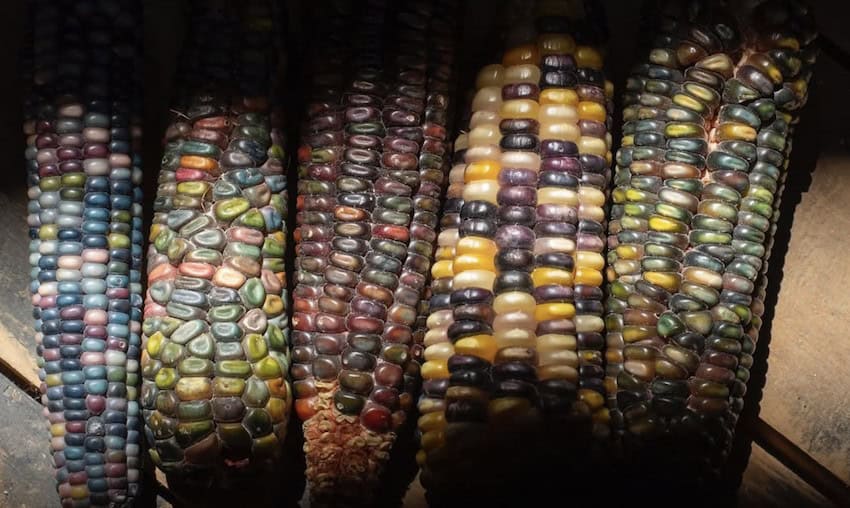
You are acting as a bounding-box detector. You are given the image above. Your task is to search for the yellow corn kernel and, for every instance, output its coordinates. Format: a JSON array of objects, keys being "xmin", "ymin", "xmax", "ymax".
[
  {"xmin": 539, "ymin": 88, "xmax": 579, "ymax": 106},
  {"xmin": 424, "ymin": 341, "xmax": 454, "ymax": 362},
  {"xmin": 579, "ymin": 388, "xmax": 605, "ymax": 410},
  {"xmin": 418, "ymin": 411, "xmax": 446, "ymax": 433},
  {"xmin": 45, "ymin": 373, "xmax": 62, "ymax": 387},
  {"xmin": 682, "ymin": 266, "xmax": 723, "ymax": 289},
  {"xmin": 456, "ymin": 236, "xmax": 498, "ymax": 257},
  {"xmin": 500, "ymin": 99, "xmax": 540, "ymax": 119},
  {"xmin": 537, "ymin": 333, "xmax": 577, "ymax": 353},
  {"xmin": 648, "ymin": 215, "xmax": 688, "ymax": 233},
  {"xmin": 538, "ymin": 364, "xmax": 579, "ymax": 382},
  {"xmin": 578, "ymin": 101, "xmax": 607, "ymax": 123},
  {"xmin": 532, "ymin": 267, "xmax": 573, "ymax": 287},
  {"xmin": 469, "ymin": 110, "xmax": 500, "ymax": 129},
  {"xmin": 488, "ymin": 397, "xmax": 533, "ymax": 423},
  {"xmin": 50, "ymin": 423, "xmax": 66, "ymax": 437},
  {"xmin": 579, "ymin": 204, "xmax": 606, "ymax": 223},
  {"xmin": 539, "ymin": 121, "xmax": 580, "ymax": 142},
  {"xmin": 453, "ymin": 253, "xmax": 496, "ymax": 274},
  {"xmin": 575, "ymin": 267, "xmax": 604, "ymax": 286},
  {"xmin": 437, "ymin": 228, "xmax": 459, "ymax": 247},
  {"xmin": 468, "ymin": 123, "xmax": 501, "ymax": 146},
  {"xmin": 435, "ymin": 246, "xmax": 455, "ymax": 261},
  {"xmin": 455, "ymin": 334, "xmax": 498, "ymax": 363},
  {"xmin": 421, "ymin": 360, "xmax": 449, "ymax": 380},
  {"xmin": 505, "ymin": 64, "xmax": 541, "ymax": 84},
  {"xmin": 579, "ymin": 136, "xmax": 608, "ymax": 157},
  {"xmin": 644, "ymin": 271, "xmax": 681, "ymax": 292},
  {"xmin": 148, "ymin": 223, "xmax": 163, "ymax": 242},
  {"xmin": 493, "ymin": 291, "xmax": 537, "ymax": 315},
  {"xmin": 463, "ymin": 180, "xmax": 499, "ymax": 204},
  {"xmin": 539, "ymin": 103, "xmax": 578, "ymax": 123},
  {"xmin": 503, "ymin": 44, "xmax": 539, "ymax": 66},
  {"xmin": 592, "ymin": 407, "xmax": 610, "ymax": 424},
  {"xmin": 464, "ymin": 161, "xmax": 501, "ymax": 182},
  {"xmin": 476, "ymin": 64, "xmax": 505, "ymax": 89},
  {"xmin": 615, "ymin": 244, "xmax": 643, "ymax": 260},
  {"xmin": 534, "ymin": 236, "xmax": 576, "ymax": 255},
  {"xmin": 576, "ymin": 315, "xmax": 605, "ymax": 333},
  {"xmin": 576, "ymin": 251, "xmax": 605, "ymax": 270},
  {"xmin": 453, "ymin": 269, "xmax": 496, "ymax": 290},
  {"xmin": 430, "ymin": 260, "xmax": 453, "ymax": 279},
  {"xmin": 495, "ymin": 328, "xmax": 536, "ymax": 349},
  {"xmin": 575, "ymin": 46, "xmax": 603, "ymax": 69},
  {"xmin": 625, "ymin": 187, "xmax": 653, "ymax": 202},
  {"xmin": 502, "ymin": 151, "xmax": 542, "ymax": 170},
  {"xmin": 535, "ymin": 302, "xmax": 576, "ymax": 321},
  {"xmin": 420, "ymin": 430, "xmax": 445, "ymax": 451},
  {"xmin": 146, "ymin": 332, "xmax": 164, "ymax": 357},
  {"xmin": 423, "ymin": 327, "xmax": 449, "ymax": 347},
  {"xmin": 537, "ymin": 187, "xmax": 578, "ymax": 206},
  {"xmin": 70, "ymin": 485, "xmax": 90, "ymax": 500},
  {"xmin": 471, "ymin": 86, "xmax": 502, "ymax": 113},
  {"xmin": 538, "ymin": 348, "xmax": 580, "ymax": 367},
  {"xmin": 716, "ymin": 122, "xmax": 758, "ymax": 142}
]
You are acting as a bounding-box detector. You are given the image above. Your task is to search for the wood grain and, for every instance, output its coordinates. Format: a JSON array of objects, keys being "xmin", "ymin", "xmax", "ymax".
[{"xmin": 0, "ymin": 183, "xmax": 41, "ymax": 390}]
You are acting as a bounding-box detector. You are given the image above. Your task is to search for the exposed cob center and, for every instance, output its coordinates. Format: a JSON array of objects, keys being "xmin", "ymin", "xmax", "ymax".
[{"xmin": 605, "ymin": 0, "xmax": 815, "ymax": 475}]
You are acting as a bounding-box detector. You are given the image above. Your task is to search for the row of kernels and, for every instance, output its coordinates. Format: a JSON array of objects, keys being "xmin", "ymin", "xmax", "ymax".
[
  {"xmin": 605, "ymin": 25, "xmax": 688, "ymax": 437},
  {"xmin": 533, "ymin": 37, "xmax": 580, "ymax": 414},
  {"xmin": 485, "ymin": 47, "xmax": 542, "ymax": 421},
  {"xmin": 573, "ymin": 47, "xmax": 611, "ymax": 430},
  {"xmin": 289, "ymin": 40, "xmax": 346, "ymax": 422}
]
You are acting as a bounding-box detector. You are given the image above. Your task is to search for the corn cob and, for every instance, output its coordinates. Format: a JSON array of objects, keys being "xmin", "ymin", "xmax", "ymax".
[
  {"xmin": 418, "ymin": 0, "xmax": 613, "ymax": 496},
  {"xmin": 605, "ymin": 0, "xmax": 815, "ymax": 476},
  {"xmin": 292, "ymin": 1, "xmax": 456, "ymax": 504},
  {"xmin": 24, "ymin": 0, "xmax": 144, "ymax": 505},
  {"xmin": 141, "ymin": 0, "xmax": 292, "ymax": 477},
  {"xmin": 728, "ymin": 9, "xmax": 817, "ymax": 454}
]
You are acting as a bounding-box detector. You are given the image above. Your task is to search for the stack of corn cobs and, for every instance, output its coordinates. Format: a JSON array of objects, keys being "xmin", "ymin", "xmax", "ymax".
[{"xmin": 21, "ymin": 0, "xmax": 816, "ymax": 506}]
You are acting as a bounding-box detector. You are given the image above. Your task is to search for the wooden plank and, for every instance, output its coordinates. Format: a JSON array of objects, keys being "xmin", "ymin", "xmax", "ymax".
[
  {"xmin": 0, "ymin": 374, "xmax": 57, "ymax": 507},
  {"xmin": 739, "ymin": 444, "xmax": 834, "ymax": 507},
  {"xmin": 754, "ymin": 49, "xmax": 850, "ymax": 485},
  {"xmin": 0, "ymin": 184, "xmax": 41, "ymax": 392}
]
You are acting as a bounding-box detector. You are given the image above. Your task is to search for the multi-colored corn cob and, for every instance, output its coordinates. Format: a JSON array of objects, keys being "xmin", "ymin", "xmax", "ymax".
[
  {"xmin": 24, "ymin": 0, "xmax": 144, "ymax": 505},
  {"xmin": 292, "ymin": 0, "xmax": 456, "ymax": 504},
  {"xmin": 605, "ymin": 0, "xmax": 816, "ymax": 476},
  {"xmin": 141, "ymin": 0, "xmax": 292, "ymax": 477},
  {"xmin": 418, "ymin": 0, "xmax": 613, "ymax": 496}
]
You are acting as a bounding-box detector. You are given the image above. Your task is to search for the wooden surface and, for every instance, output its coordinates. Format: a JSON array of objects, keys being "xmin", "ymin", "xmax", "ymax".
[
  {"xmin": 0, "ymin": 0, "xmax": 848, "ymax": 506},
  {"xmin": 0, "ymin": 375, "xmax": 57, "ymax": 507},
  {"xmin": 0, "ymin": 182, "xmax": 42, "ymax": 392}
]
